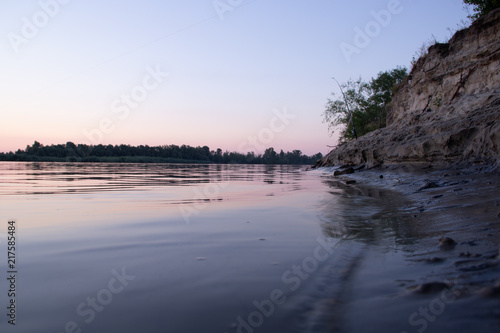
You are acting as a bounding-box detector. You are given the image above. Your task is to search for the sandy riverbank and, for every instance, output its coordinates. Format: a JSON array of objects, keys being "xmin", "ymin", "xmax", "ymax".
[
  {"xmin": 317, "ymin": 163, "xmax": 500, "ymax": 332},
  {"xmin": 309, "ymin": 9, "xmax": 500, "ymax": 332}
]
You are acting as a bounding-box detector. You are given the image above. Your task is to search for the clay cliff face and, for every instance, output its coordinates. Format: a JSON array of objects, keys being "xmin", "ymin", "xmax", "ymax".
[{"xmin": 320, "ymin": 8, "xmax": 500, "ymax": 167}]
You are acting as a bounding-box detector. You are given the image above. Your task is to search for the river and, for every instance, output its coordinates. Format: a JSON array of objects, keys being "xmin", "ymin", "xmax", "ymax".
[{"xmin": 1, "ymin": 162, "xmax": 496, "ymax": 333}]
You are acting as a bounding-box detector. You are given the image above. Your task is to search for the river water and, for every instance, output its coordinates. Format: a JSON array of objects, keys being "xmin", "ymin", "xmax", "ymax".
[{"xmin": 0, "ymin": 162, "xmax": 496, "ymax": 333}]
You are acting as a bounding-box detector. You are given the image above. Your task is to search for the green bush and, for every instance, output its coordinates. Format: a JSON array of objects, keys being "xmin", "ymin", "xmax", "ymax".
[
  {"xmin": 323, "ymin": 67, "xmax": 408, "ymax": 141},
  {"xmin": 464, "ymin": 0, "xmax": 500, "ymax": 20}
]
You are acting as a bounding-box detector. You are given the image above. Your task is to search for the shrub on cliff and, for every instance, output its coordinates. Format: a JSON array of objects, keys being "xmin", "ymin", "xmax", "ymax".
[
  {"xmin": 323, "ymin": 67, "xmax": 407, "ymax": 141},
  {"xmin": 464, "ymin": 0, "xmax": 500, "ymax": 20}
]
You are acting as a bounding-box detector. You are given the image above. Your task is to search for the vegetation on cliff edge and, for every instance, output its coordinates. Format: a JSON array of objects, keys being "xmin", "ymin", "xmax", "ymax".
[
  {"xmin": 465, "ymin": 0, "xmax": 500, "ymax": 20},
  {"xmin": 322, "ymin": 66, "xmax": 408, "ymax": 142}
]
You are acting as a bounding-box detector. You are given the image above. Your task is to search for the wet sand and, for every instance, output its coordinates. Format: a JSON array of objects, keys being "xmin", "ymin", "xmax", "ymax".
[{"xmin": 320, "ymin": 163, "xmax": 500, "ymax": 333}]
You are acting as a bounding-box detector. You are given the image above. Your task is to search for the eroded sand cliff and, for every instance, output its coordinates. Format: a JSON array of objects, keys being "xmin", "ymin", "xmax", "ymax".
[{"xmin": 319, "ymin": 8, "xmax": 500, "ymax": 168}]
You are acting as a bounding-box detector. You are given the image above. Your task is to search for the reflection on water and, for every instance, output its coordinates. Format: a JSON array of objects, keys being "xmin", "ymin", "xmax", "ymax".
[
  {"xmin": 320, "ymin": 179, "xmax": 420, "ymax": 246},
  {"xmin": 0, "ymin": 162, "xmax": 431, "ymax": 333},
  {"xmin": 0, "ymin": 162, "xmax": 303, "ymax": 195}
]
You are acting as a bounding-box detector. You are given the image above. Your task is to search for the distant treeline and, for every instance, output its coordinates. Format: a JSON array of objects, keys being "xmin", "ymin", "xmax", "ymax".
[{"xmin": 0, "ymin": 141, "xmax": 323, "ymax": 165}]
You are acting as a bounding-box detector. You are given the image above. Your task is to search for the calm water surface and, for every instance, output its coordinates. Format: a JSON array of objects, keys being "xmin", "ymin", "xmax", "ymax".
[{"xmin": 0, "ymin": 162, "xmax": 431, "ymax": 333}]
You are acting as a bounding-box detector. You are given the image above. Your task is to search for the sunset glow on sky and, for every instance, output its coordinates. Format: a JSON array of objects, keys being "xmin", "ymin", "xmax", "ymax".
[{"xmin": 0, "ymin": 0, "xmax": 470, "ymax": 155}]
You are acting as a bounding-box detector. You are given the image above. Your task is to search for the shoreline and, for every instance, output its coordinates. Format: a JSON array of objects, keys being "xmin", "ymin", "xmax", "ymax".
[{"xmin": 318, "ymin": 163, "xmax": 500, "ymax": 332}]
